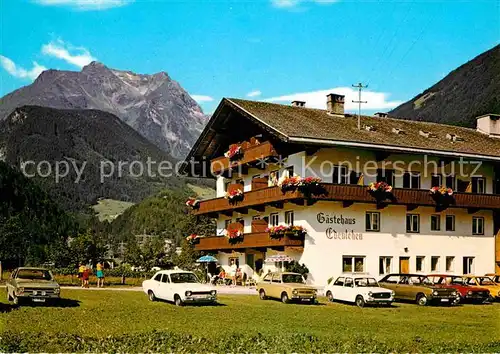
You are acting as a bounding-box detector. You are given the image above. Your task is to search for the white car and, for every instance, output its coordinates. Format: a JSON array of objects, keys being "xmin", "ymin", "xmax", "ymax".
[
  {"xmin": 325, "ymin": 274, "xmax": 394, "ymax": 307},
  {"xmin": 142, "ymin": 270, "xmax": 217, "ymax": 306}
]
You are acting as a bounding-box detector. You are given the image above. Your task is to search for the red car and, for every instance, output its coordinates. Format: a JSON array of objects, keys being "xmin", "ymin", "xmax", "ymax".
[{"xmin": 427, "ymin": 275, "xmax": 490, "ymax": 303}]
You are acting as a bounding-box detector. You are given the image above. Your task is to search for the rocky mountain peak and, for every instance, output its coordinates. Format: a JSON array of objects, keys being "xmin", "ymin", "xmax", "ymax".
[{"xmin": 0, "ymin": 63, "xmax": 209, "ymax": 159}]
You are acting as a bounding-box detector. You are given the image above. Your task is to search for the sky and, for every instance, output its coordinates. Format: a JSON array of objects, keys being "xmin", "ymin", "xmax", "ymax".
[{"xmin": 0, "ymin": 0, "xmax": 499, "ymax": 114}]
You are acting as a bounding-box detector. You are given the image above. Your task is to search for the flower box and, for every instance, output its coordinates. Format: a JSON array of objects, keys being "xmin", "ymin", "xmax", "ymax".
[
  {"xmin": 185, "ymin": 197, "xmax": 200, "ymax": 209},
  {"xmin": 186, "ymin": 234, "xmax": 200, "ymax": 245},
  {"xmin": 224, "ymin": 145, "xmax": 243, "ymax": 161},
  {"xmin": 266, "ymin": 225, "xmax": 306, "ymax": 239},
  {"xmin": 224, "ymin": 189, "xmax": 244, "ymax": 204},
  {"xmin": 429, "ymin": 186, "xmax": 454, "ymax": 196},
  {"xmin": 430, "ymin": 186, "xmax": 455, "ymax": 208},
  {"xmin": 225, "ymin": 228, "xmax": 243, "ymax": 243},
  {"xmin": 278, "ymin": 176, "xmax": 323, "ymax": 195}
]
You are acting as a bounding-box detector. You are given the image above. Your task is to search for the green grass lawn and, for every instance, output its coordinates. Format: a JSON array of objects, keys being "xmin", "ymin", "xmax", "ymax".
[{"xmin": 1, "ymin": 290, "xmax": 499, "ymax": 352}]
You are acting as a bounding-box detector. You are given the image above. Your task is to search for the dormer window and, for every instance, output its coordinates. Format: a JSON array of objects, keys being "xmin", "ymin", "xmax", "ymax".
[
  {"xmin": 419, "ymin": 130, "xmax": 437, "ymax": 138},
  {"xmin": 446, "ymin": 133, "xmax": 464, "ymax": 142}
]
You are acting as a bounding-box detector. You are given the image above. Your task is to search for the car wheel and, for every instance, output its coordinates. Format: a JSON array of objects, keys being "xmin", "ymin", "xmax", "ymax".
[
  {"xmin": 326, "ymin": 291, "xmax": 334, "ymax": 302},
  {"xmin": 259, "ymin": 289, "xmax": 267, "ymax": 300},
  {"xmin": 355, "ymin": 295, "xmax": 365, "ymax": 308},
  {"xmin": 174, "ymin": 295, "xmax": 184, "ymax": 307},
  {"xmin": 281, "ymin": 292, "xmax": 289, "ymax": 304},
  {"xmin": 148, "ymin": 290, "xmax": 156, "ymax": 302},
  {"xmin": 416, "ymin": 293, "xmax": 428, "ymax": 306}
]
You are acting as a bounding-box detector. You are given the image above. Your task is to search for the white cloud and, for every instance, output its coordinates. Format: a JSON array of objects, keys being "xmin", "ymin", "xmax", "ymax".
[
  {"xmin": 0, "ymin": 55, "xmax": 46, "ymax": 81},
  {"xmin": 33, "ymin": 0, "xmax": 132, "ymax": 10},
  {"xmin": 41, "ymin": 40, "xmax": 96, "ymax": 68},
  {"xmin": 264, "ymin": 87, "xmax": 403, "ymax": 111},
  {"xmin": 246, "ymin": 90, "xmax": 262, "ymax": 98},
  {"xmin": 271, "ymin": 0, "xmax": 338, "ymax": 8},
  {"xmin": 191, "ymin": 95, "xmax": 214, "ymax": 103}
]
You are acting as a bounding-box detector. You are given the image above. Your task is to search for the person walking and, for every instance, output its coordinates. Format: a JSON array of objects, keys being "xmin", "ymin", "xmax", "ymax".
[
  {"xmin": 96, "ymin": 262, "xmax": 105, "ymax": 288},
  {"xmin": 78, "ymin": 263, "xmax": 85, "ymax": 288}
]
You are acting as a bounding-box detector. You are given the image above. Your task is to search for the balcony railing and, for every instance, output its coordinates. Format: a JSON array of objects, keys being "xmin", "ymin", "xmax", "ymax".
[
  {"xmin": 194, "ymin": 232, "xmax": 304, "ymax": 251},
  {"xmin": 193, "ymin": 183, "xmax": 500, "ymax": 216},
  {"xmin": 211, "ymin": 141, "xmax": 278, "ymax": 175}
]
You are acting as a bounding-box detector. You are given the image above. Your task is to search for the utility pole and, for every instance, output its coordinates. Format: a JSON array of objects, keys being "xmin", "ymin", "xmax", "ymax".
[{"xmin": 352, "ymin": 83, "xmax": 368, "ymax": 130}]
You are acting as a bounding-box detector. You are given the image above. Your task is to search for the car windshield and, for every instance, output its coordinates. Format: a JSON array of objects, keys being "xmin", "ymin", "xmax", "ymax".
[
  {"xmin": 282, "ymin": 274, "xmax": 305, "ymax": 284},
  {"xmin": 16, "ymin": 269, "xmax": 52, "ymax": 281},
  {"xmin": 169, "ymin": 273, "xmax": 199, "ymax": 284},
  {"xmin": 477, "ymin": 277, "xmax": 494, "ymax": 285},
  {"xmin": 354, "ymin": 278, "xmax": 378, "ymax": 287},
  {"xmin": 450, "ymin": 277, "xmax": 465, "ymax": 285}
]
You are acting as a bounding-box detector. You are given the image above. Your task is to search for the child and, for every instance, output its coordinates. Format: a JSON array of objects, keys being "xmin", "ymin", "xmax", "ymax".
[
  {"xmin": 78, "ymin": 264, "xmax": 85, "ymax": 287},
  {"xmin": 82, "ymin": 266, "xmax": 90, "ymax": 288}
]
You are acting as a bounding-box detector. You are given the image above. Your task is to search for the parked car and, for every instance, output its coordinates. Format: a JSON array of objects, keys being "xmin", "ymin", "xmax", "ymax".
[
  {"xmin": 142, "ymin": 270, "xmax": 217, "ymax": 306},
  {"xmin": 462, "ymin": 275, "xmax": 500, "ymax": 301},
  {"xmin": 427, "ymin": 274, "xmax": 490, "ymax": 303},
  {"xmin": 325, "ymin": 274, "xmax": 394, "ymax": 308},
  {"xmin": 485, "ymin": 273, "xmax": 500, "ymax": 284},
  {"xmin": 257, "ymin": 272, "xmax": 317, "ymax": 304},
  {"xmin": 379, "ymin": 273, "xmax": 460, "ymax": 306},
  {"xmin": 6, "ymin": 267, "xmax": 60, "ymax": 305}
]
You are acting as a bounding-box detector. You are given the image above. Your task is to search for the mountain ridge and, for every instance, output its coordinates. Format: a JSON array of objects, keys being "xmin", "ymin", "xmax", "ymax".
[
  {"xmin": 389, "ymin": 45, "xmax": 500, "ymax": 126},
  {"xmin": 0, "ymin": 61, "xmax": 209, "ymax": 159}
]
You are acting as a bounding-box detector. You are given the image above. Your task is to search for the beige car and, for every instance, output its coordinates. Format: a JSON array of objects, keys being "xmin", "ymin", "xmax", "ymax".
[{"xmin": 257, "ymin": 272, "xmax": 317, "ymax": 304}]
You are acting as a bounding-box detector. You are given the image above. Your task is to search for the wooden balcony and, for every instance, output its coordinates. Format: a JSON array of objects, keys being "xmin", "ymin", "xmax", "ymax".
[
  {"xmin": 194, "ymin": 232, "xmax": 304, "ymax": 251},
  {"xmin": 193, "ymin": 183, "xmax": 500, "ymax": 216},
  {"xmin": 211, "ymin": 140, "xmax": 278, "ymax": 175}
]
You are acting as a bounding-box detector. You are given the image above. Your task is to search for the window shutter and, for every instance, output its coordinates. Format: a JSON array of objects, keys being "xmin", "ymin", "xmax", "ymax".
[{"xmin": 332, "ymin": 166, "xmax": 339, "ymax": 184}]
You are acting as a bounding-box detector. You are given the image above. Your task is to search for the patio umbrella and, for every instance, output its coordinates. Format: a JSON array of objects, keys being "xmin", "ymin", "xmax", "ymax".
[
  {"xmin": 196, "ymin": 255, "xmax": 218, "ymax": 282},
  {"xmin": 197, "ymin": 255, "xmax": 218, "ymax": 263}
]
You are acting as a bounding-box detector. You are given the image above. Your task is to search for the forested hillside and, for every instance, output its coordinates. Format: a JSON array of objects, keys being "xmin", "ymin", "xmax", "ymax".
[{"xmin": 0, "ymin": 161, "xmax": 79, "ymax": 268}]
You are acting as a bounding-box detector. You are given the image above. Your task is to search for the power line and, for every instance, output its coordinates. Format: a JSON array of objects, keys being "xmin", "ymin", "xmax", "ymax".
[{"xmin": 352, "ymin": 83, "xmax": 368, "ymax": 130}]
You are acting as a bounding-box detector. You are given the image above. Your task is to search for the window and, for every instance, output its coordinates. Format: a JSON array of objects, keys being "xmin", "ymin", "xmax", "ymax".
[
  {"xmin": 366, "ymin": 212, "xmax": 380, "ymax": 232},
  {"xmin": 403, "ymin": 172, "xmax": 421, "ymax": 189},
  {"xmin": 285, "ymin": 211, "xmax": 294, "ymax": 226},
  {"xmin": 463, "ymin": 257, "xmax": 475, "ymax": 274},
  {"xmin": 236, "ymin": 218, "xmax": 244, "ymax": 227},
  {"xmin": 342, "ymin": 256, "xmax": 365, "ymax": 273},
  {"xmin": 333, "ymin": 277, "xmax": 345, "ymax": 286},
  {"xmin": 445, "ymin": 174, "xmax": 456, "ymax": 190},
  {"xmin": 344, "ymin": 278, "xmax": 354, "ymax": 287},
  {"xmin": 445, "ymin": 215, "xmax": 455, "ymax": 231},
  {"xmin": 431, "ymin": 174, "xmax": 442, "ymax": 187},
  {"xmin": 252, "ymin": 215, "xmax": 261, "ymax": 220},
  {"xmin": 262, "ymin": 274, "xmax": 272, "ymax": 283},
  {"xmin": 406, "ymin": 214, "xmax": 420, "ymax": 233},
  {"xmin": 161, "ymin": 274, "xmax": 170, "ymax": 283},
  {"xmin": 471, "ymin": 177, "xmax": 486, "ymax": 194},
  {"xmin": 269, "ymin": 213, "xmax": 279, "ymax": 227},
  {"xmin": 431, "ymin": 256, "xmax": 440, "ymax": 272},
  {"xmin": 269, "ymin": 170, "xmax": 279, "ymax": 186},
  {"xmin": 224, "ymin": 181, "xmax": 231, "ymax": 192},
  {"xmin": 379, "ymin": 257, "xmax": 392, "ymax": 275},
  {"xmin": 332, "ymin": 165, "xmax": 349, "ymax": 184},
  {"xmin": 272, "ymin": 274, "xmax": 282, "ymax": 283},
  {"xmin": 446, "ymin": 256, "xmax": 455, "ymax": 272},
  {"xmin": 224, "ymin": 219, "xmax": 232, "ymax": 229},
  {"xmin": 285, "ymin": 166, "xmax": 294, "ymax": 177},
  {"xmin": 430, "ymin": 215, "xmax": 441, "ymax": 231},
  {"xmin": 154, "ymin": 273, "xmax": 162, "ymax": 282},
  {"xmin": 416, "ymin": 256, "xmax": 425, "ymax": 272},
  {"xmin": 377, "ymin": 169, "xmax": 395, "ymax": 186},
  {"xmin": 472, "ymin": 216, "xmax": 484, "ymax": 235}
]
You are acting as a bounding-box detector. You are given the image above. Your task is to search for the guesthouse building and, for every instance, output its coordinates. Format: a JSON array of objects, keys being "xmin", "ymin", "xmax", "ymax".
[{"xmin": 182, "ymin": 95, "xmax": 500, "ymax": 285}]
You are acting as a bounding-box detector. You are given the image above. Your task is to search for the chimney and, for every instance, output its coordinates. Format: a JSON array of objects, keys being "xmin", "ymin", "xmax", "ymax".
[
  {"xmin": 326, "ymin": 93, "xmax": 345, "ymax": 116},
  {"xmin": 476, "ymin": 114, "xmax": 500, "ymax": 138},
  {"xmin": 374, "ymin": 112, "xmax": 388, "ymax": 118},
  {"xmin": 291, "ymin": 100, "xmax": 306, "ymax": 107}
]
